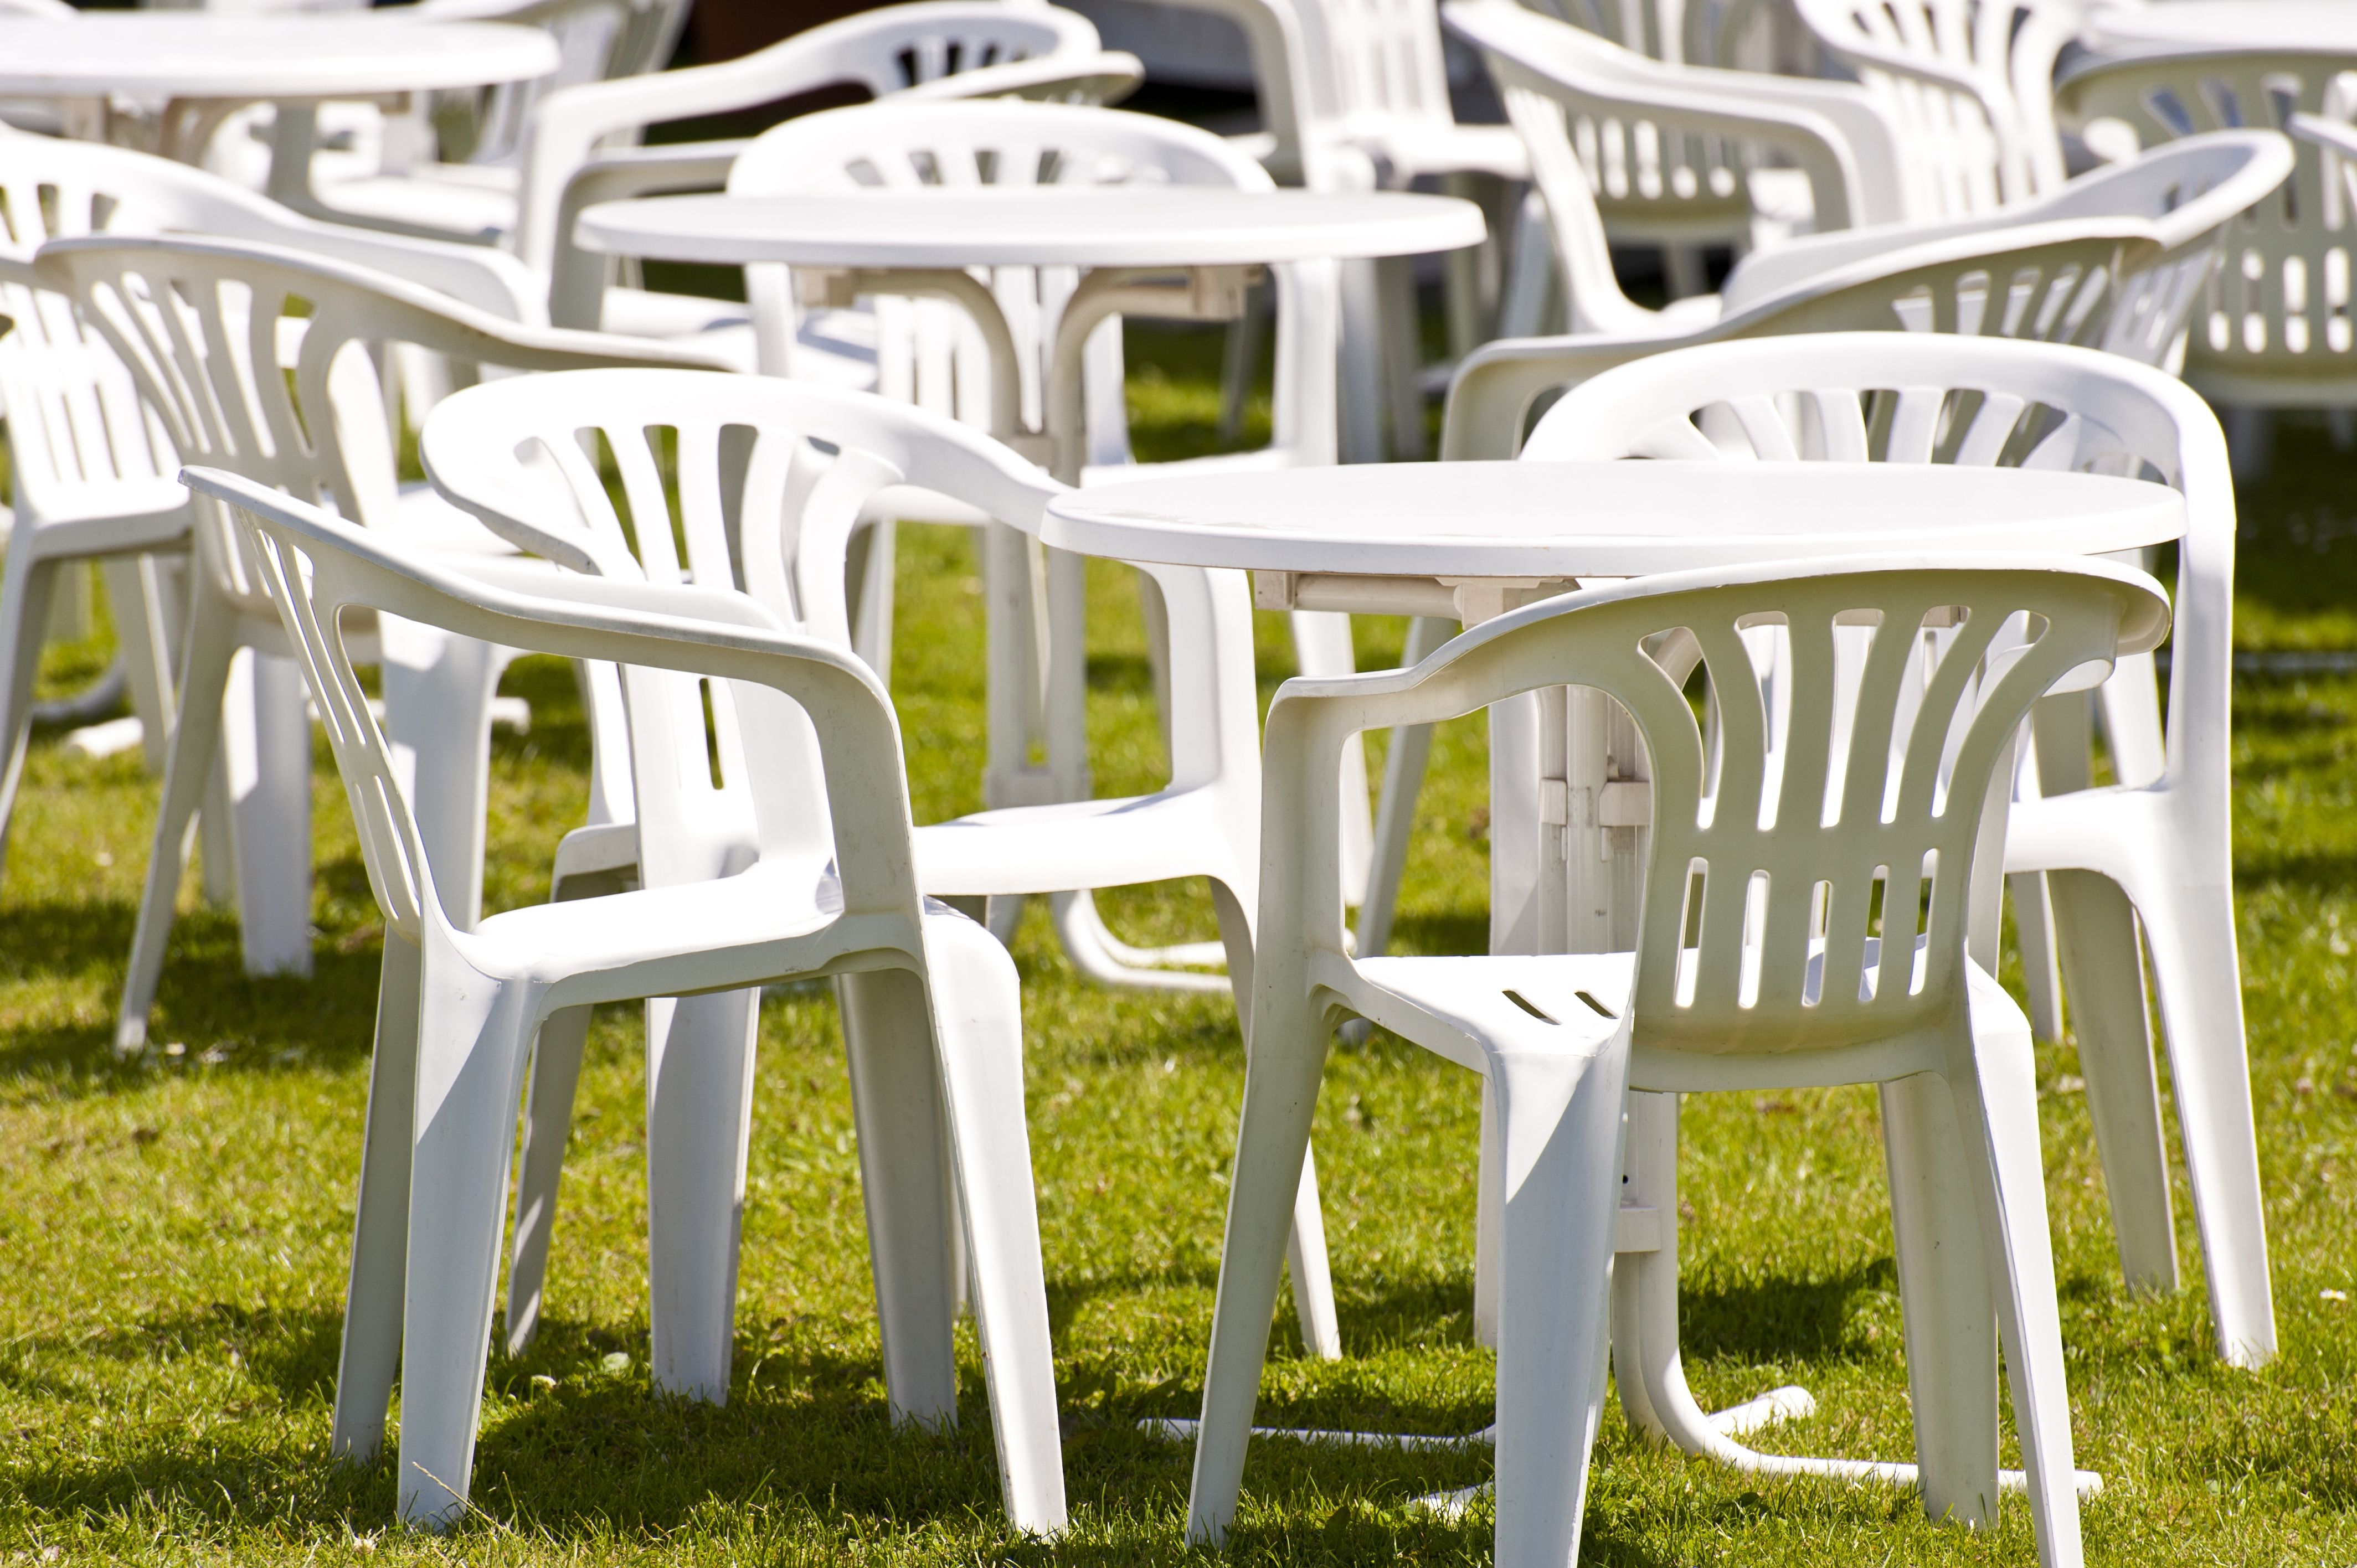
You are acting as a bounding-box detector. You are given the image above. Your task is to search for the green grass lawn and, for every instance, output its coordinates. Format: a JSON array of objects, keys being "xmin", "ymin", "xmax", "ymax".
[{"xmin": 0, "ymin": 329, "xmax": 2353, "ymax": 1564}]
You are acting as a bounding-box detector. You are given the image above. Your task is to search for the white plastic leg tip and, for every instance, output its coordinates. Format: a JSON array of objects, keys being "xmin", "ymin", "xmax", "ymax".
[
  {"xmin": 64, "ymin": 715, "xmax": 144, "ymax": 760},
  {"xmin": 488, "ymin": 696, "xmax": 531, "ymax": 733},
  {"xmin": 1707, "ymin": 1384, "xmax": 1817, "ymax": 1437},
  {"xmin": 1407, "ymin": 1482, "xmax": 1488, "ymax": 1519}
]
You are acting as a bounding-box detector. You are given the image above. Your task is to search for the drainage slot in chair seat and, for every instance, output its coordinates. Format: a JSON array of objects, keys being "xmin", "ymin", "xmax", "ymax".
[
  {"xmin": 1503, "ymin": 989, "xmax": 1557, "ymax": 1024},
  {"xmin": 1502, "ymin": 988, "xmax": 1618, "ymax": 1024}
]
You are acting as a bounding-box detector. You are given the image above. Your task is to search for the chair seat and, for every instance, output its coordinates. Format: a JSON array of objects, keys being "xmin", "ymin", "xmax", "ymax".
[
  {"xmin": 1355, "ymin": 119, "xmax": 1532, "ymax": 183},
  {"xmin": 393, "ymin": 481, "xmax": 530, "ymax": 557},
  {"xmin": 472, "ymin": 850, "xmax": 846, "ymax": 987},
  {"xmin": 312, "ymin": 169, "xmax": 517, "ymax": 243},
  {"xmin": 1334, "ymin": 950, "xmax": 1634, "ymax": 1076},
  {"xmin": 915, "ymin": 786, "xmax": 1247, "ymax": 898}
]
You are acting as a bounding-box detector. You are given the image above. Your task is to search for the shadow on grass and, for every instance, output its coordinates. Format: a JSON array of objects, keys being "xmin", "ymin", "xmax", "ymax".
[
  {"xmin": 0, "ymin": 902, "xmax": 382, "ymax": 1091},
  {"xmin": 1677, "ymin": 1256, "xmax": 1898, "ymax": 1365}
]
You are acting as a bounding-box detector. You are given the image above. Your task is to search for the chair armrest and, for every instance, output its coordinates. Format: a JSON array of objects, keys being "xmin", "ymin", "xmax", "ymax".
[
  {"xmin": 896, "ymin": 50, "xmax": 1144, "ymax": 106},
  {"xmin": 516, "ymin": 34, "xmax": 868, "ymax": 272},
  {"xmin": 547, "ymin": 140, "xmax": 751, "ymax": 329},
  {"xmin": 1443, "ymin": 0, "xmax": 1908, "ymax": 229},
  {"xmin": 187, "ymin": 463, "xmax": 924, "ymax": 921},
  {"xmin": 1445, "ymin": 218, "xmax": 2163, "ymax": 456}
]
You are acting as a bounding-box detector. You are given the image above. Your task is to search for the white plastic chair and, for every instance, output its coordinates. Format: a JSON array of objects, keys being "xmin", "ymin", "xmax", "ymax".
[
  {"xmin": 1455, "ymin": 16, "xmax": 2283, "ymax": 359},
  {"xmin": 1527, "ymin": 332, "xmax": 2274, "ymax": 1371},
  {"xmin": 1187, "ymin": 551, "xmax": 2170, "ymax": 1568},
  {"xmin": 416, "ymin": 364, "xmax": 1346, "ymax": 1361},
  {"xmin": 1795, "ymin": 0, "xmax": 2077, "ymax": 214},
  {"xmin": 300, "ymin": 3, "xmax": 1130, "ymax": 271},
  {"xmin": 0, "ymin": 129, "xmax": 570, "ymax": 960},
  {"xmin": 30, "ymin": 233, "xmax": 726, "ymax": 1051},
  {"xmin": 725, "ymin": 97, "xmax": 1373, "ymax": 981},
  {"xmin": 1445, "ymin": 0, "xmax": 1915, "ymax": 327},
  {"xmin": 2060, "ymin": 50, "xmax": 2357, "ymax": 419},
  {"xmin": 183, "ymin": 463, "xmax": 1067, "ymax": 1537}
]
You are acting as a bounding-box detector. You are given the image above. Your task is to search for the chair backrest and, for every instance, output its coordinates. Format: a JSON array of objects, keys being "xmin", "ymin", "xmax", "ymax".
[
  {"xmin": 1286, "ymin": 0, "xmax": 1459, "ymax": 135},
  {"xmin": 1438, "ymin": 192, "xmax": 2161, "ymax": 455},
  {"xmin": 411, "ymin": 0, "xmax": 694, "ymax": 167},
  {"xmin": 415, "ymin": 368, "xmax": 1265, "ymax": 803},
  {"xmin": 727, "ymin": 98, "xmax": 1334, "ymax": 467},
  {"xmin": 0, "ymin": 131, "xmax": 547, "ymax": 532},
  {"xmin": 1795, "ymin": 0, "xmax": 2075, "ymax": 213},
  {"xmin": 1520, "ymin": 332, "xmax": 2234, "ymax": 810},
  {"xmin": 34, "ymin": 233, "xmax": 721, "ymax": 617},
  {"xmin": 1454, "ymin": 0, "xmax": 1880, "ymax": 255},
  {"xmin": 184, "ymin": 463, "xmax": 920, "ymax": 950},
  {"xmin": 1266, "ymin": 555, "xmax": 2166, "ymax": 1079},
  {"xmin": 2059, "ymin": 49, "xmax": 2357, "ymax": 403},
  {"xmin": 1717, "ymin": 130, "xmax": 2296, "ymax": 368},
  {"xmin": 516, "ymin": 1, "xmax": 1110, "ymax": 271}
]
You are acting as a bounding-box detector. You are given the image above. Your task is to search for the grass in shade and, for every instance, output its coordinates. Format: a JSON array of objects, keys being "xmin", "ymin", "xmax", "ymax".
[{"xmin": 0, "ymin": 324, "xmax": 2352, "ymax": 1564}]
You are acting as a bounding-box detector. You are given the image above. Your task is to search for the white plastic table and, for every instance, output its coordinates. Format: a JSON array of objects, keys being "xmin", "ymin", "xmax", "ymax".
[
  {"xmin": 574, "ymin": 188, "xmax": 1486, "ymax": 479},
  {"xmin": 578, "ymin": 183, "xmax": 1485, "ymax": 834},
  {"xmin": 1048, "ymin": 456, "xmax": 2185, "ymax": 1488},
  {"xmin": 0, "ymin": 13, "xmax": 559, "ymax": 160},
  {"xmin": 2082, "ymin": 1, "xmax": 2357, "ymax": 49}
]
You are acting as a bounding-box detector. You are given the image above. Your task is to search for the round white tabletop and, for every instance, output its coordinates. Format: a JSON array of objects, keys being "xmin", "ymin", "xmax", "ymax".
[
  {"xmin": 574, "ymin": 188, "xmax": 1489, "ymax": 269},
  {"xmin": 0, "ymin": 14, "xmax": 559, "ymax": 100},
  {"xmin": 2082, "ymin": 1, "xmax": 2357, "ymax": 50},
  {"xmin": 1044, "ymin": 460, "xmax": 2187, "ymax": 578}
]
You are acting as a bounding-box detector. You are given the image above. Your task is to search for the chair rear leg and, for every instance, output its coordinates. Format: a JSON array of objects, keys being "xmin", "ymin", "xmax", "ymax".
[
  {"xmin": 2049, "ymin": 869, "xmax": 2178, "ymax": 1293},
  {"xmin": 2138, "ymin": 876, "xmax": 2276, "ymax": 1366},
  {"xmin": 838, "ymin": 967, "xmax": 960, "ymax": 1430},
  {"xmin": 1880, "ymin": 1070, "xmax": 2001, "ymax": 1528},
  {"xmin": 645, "ymin": 988, "xmax": 760, "ymax": 1402},
  {"xmin": 116, "ymin": 586, "xmax": 242, "ymax": 1054},
  {"xmin": 922, "ymin": 917, "xmax": 1068, "ymax": 1535},
  {"xmin": 1491, "ymin": 1034, "xmax": 1628, "ymax": 1567},
  {"xmin": 505, "ymin": 1002, "xmax": 591, "ymax": 1357},
  {"xmin": 334, "ymin": 930, "xmax": 422, "ymax": 1460},
  {"xmin": 1356, "ymin": 617, "xmax": 1456, "ymax": 962},
  {"xmin": 0, "ymin": 548, "xmax": 63, "ymax": 885},
  {"xmin": 1953, "ymin": 1000, "xmax": 2086, "ymax": 1568},
  {"xmin": 2009, "ymin": 870, "xmax": 2065, "ymax": 1042}
]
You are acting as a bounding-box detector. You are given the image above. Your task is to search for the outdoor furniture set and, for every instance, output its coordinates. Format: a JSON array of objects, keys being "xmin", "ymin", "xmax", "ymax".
[{"xmin": 0, "ymin": 1, "xmax": 2320, "ymax": 1564}]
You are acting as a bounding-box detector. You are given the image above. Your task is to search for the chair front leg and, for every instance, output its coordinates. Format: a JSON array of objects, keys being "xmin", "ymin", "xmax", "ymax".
[
  {"xmin": 1187, "ymin": 988, "xmax": 1334, "ymax": 1547},
  {"xmin": 1490, "ymin": 1033, "xmax": 1628, "ymax": 1568}
]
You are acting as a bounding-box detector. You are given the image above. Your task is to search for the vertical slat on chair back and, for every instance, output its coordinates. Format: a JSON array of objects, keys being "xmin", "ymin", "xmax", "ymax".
[
  {"xmin": 49, "ymin": 243, "xmax": 392, "ymax": 619},
  {"xmin": 1497, "ymin": 5, "xmax": 1758, "ymax": 252},
  {"xmin": 1292, "ymin": 0, "xmax": 1457, "ymax": 127},
  {"xmin": 0, "ymin": 152, "xmax": 191, "ymax": 518},
  {"xmin": 2061, "ymin": 51, "xmax": 2357, "ymax": 397},
  {"xmin": 1615, "ymin": 571, "xmax": 2109, "ymax": 1055},
  {"xmin": 222, "ymin": 492, "xmax": 436, "ymax": 946},
  {"xmin": 1800, "ymin": 0, "xmax": 2072, "ymax": 212}
]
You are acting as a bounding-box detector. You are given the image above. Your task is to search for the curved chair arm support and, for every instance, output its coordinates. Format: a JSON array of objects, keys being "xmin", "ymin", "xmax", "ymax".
[
  {"xmin": 1444, "ymin": 218, "xmax": 2161, "ymax": 455},
  {"xmin": 187, "ymin": 465, "xmax": 925, "ymax": 927},
  {"xmin": 547, "ymin": 141, "xmax": 752, "ymax": 329}
]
